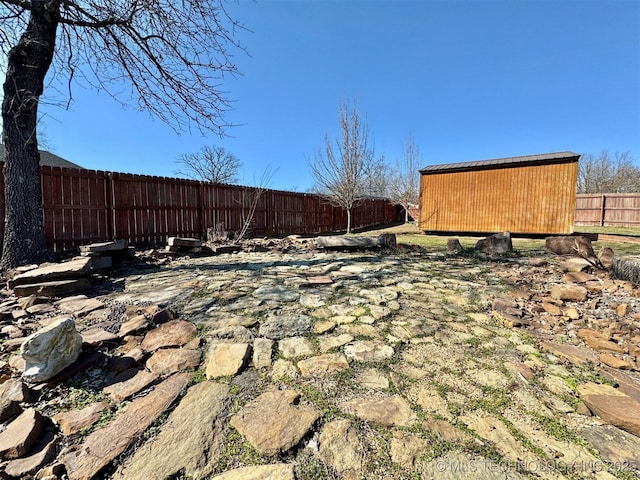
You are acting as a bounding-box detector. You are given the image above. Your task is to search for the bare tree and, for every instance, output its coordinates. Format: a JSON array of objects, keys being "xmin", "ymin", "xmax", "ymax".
[
  {"xmin": 175, "ymin": 145, "xmax": 241, "ymax": 184},
  {"xmin": 577, "ymin": 150, "xmax": 640, "ymax": 194},
  {"xmin": 234, "ymin": 166, "xmax": 276, "ymax": 242},
  {"xmin": 388, "ymin": 134, "xmax": 421, "ymax": 223},
  {"xmin": 0, "ymin": 0, "xmax": 245, "ymax": 268},
  {"xmin": 363, "ymin": 154, "xmax": 390, "ymax": 198},
  {"xmin": 309, "ymin": 100, "xmax": 375, "ymax": 234}
]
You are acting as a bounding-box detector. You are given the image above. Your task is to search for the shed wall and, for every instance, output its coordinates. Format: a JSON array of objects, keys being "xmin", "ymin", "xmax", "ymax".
[{"xmin": 419, "ymin": 161, "xmax": 578, "ymax": 234}]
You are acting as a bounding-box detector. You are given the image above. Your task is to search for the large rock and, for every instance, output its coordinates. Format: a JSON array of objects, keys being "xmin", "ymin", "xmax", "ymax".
[
  {"xmin": 57, "ymin": 297, "xmax": 105, "ymax": 316},
  {"xmin": 0, "ymin": 408, "xmax": 43, "ymax": 459},
  {"xmin": 229, "ymin": 389, "xmax": 321, "ymax": 456},
  {"xmin": 278, "ymin": 337, "xmax": 314, "ymax": 359},
  {"xmin": 420, "ymin": 451, "xmax": 529, "ymax": 480},
  {"xmin": 390, "ymin": 432, "xmax": 430, "ymax": 468},
  {"xmin": 475, "ymin": 231, "xmax": 512, "ymax": 255},
  {"xmin": 21, "ymin": 317, "xmax": 83, "ymax": 383},
  {"xmin": 206, "ymin": 343, "xmax": 250, "ymax": 378},
  {"xmin": 81, "ymin": 328, "xmax": 119, "ymax": 346},
  {"xmin": 577, "ymin": 329, "xmax": 625, "ymax": 353},
  {"xmin": 60, "ymin": 373, "xmax": 190, "ymax": 480},
  {"xmin": 319, "ymin": 333, "xmax": 353, "ymax": 352},
  {"xmin": 545, "ymin": 235, "xmax": 595, "ymax": 258},
  {"xmin": 114, "ymin": 382, "xmax": 230, "ymax": 480},
  {"xmin": 315, "ymin": 235, "xmax": 395, "ymax": 249}
]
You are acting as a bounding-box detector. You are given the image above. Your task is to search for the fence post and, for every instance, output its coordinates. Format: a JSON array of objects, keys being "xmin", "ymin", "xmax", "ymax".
[{"xmin": 600, "ymin": 194, "xmax": 606, "ymax": 227}]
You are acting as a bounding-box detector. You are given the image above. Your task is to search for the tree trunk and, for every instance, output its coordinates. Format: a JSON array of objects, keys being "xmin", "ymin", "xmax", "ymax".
[
  {"xmin": 346, "ymin": 208, "xmax": 352, "ymax": 234},
  {"xmin": 404, "ymin": 206, "xmax": 409, "ymax": 223},
  {"xmin": 1, "ymin": 1, "xmax": 60, "ymax": 269}
]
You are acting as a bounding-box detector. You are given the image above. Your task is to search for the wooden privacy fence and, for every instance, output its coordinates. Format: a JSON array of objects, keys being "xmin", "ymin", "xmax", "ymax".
[
  {"xmin": 575, "ymin": 193, "xmax": 640, "ymax": 227},
  {"xmin": 0, "ymin": 165, "xmax": 400, "ymax": 251}
]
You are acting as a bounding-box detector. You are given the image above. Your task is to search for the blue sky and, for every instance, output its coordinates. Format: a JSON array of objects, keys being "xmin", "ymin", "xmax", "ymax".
[{"xmin": 38, "ymin": 0, "xmax": 639, "ymax": 192}]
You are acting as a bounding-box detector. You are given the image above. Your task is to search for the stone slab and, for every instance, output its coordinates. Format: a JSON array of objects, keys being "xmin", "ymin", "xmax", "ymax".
[
  {"xmin": 539, "ymin": 341, "xmax": 598, "ymax": 365},
  {"xmin": 79, "ymin": 239, "xmax": 128, "ymax": 254},
  {"xmin": 14, "ymin": 278, "xmax": 91, "ymax": 297},
  {"xmin": 0, "ymin": 407, "xmax": 43, "ymax": 459},
  {"xmin": 140, "ymin": 319, "xmax": 197, "ymax": 352},
  {"xmin": 81, "ymin": 328, "xmax": 119, "ymax": 346},
  {"xmin": 167, "ymin": 237, "xmax": 202, "ymax": 248},
  {"xmin": 210, "ymin": 464, "xmax": 295, "ymax": 480},
  {"xmin": 11, "ymin": 257, "xmax": 91, "ymax": 286},
  {"xmin": 252, "ymin": 338, "xmax": 274, "ymax": 369},
  {"xmin": 206, "ymin": 343, "xmax": 250, "ymax": 379},
  {"xmin": 578, "ymin": 382, "xmax": 640, "ymax": 437},
  {"xmin": 298, "ymin": 353, "xmax": 350, "ymax": 376},
  {"xmin": 0, "ymin": 379, "xmax": 31, "ymax": 422},
  {"xmin": 340, "ymin": 395, "xmax": 417, "ymax": 427},
  {"xmin": 114, "ymin": 382, "xmax": 230, "ymax": 480},
  {"xmin": 53, "ymin": 402, "xmax": 109, "ymax": 436},
  {"xmin": 146, "ymin": 347, "xmax": 201, "ymax": 375},
  {"xmin": 60, "ymin": 373, "xmax": 190, "ymax": 480},
  {"xmin": 318, "ymin": 419, "xmax": 363, "ymax": 478},
  {"xmin": 57, "ymin": 297, "xmax": 105, "ymax": 316},
  {"xmin": 103, "ymin": 369, "xmax": 159, "ymax": 402},
  {"xmin": 3, "ymin": 431, "xmax": 58, "ymax": 478},
  {"xmin": 230, "ymin": 389, "xmax": 321, "ymax": 456}
]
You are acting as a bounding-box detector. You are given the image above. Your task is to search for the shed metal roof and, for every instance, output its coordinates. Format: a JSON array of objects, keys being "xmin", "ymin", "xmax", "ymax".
[{"xmin": 419, "ymin": 151, "xmax": 580, "ymax": 174}]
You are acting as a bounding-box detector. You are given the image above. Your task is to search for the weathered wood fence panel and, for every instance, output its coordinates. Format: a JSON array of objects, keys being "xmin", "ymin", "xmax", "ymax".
[
  {"xmin": 0, "ymin": 165, "xmax": 399, "ymax": 251},
  {"xmin": 575, "ymin": 193, "xmax": 640, "ymax": 227}
]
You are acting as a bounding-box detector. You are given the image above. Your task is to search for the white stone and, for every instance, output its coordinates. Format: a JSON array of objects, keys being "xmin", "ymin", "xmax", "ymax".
[{"xmin": 21, "ymin": 317, "xmax": 83, "ymax": 383}]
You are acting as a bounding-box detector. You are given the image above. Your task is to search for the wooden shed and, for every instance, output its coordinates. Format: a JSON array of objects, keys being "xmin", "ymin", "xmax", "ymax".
[{"xmin": 418, "ymin": 151, "xmax": 580, "ymax": 235}]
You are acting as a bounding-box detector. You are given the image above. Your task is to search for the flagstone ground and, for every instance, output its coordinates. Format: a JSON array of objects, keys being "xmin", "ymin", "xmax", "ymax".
[{"xmin": 1, "ymin": 239, "xmax": 640, "ymax": 479}]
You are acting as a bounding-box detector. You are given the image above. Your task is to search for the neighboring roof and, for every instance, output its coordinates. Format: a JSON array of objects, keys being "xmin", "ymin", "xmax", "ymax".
[
  {"xmin": 0, "ymin": 144, "xmax": 83, "ymax": 169},
  {"xmin": 419, "ymin": 151, "xmax": 580, "ymax": 174}
]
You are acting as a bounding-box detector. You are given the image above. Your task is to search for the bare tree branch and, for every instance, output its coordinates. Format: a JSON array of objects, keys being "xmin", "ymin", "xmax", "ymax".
[
  {"xmin": 577, "ymin": 150, "xmax": 640, "ymax": 193},
  {"xmin": 175, "ymin": 145, "xmax": 241, "ymax": 184},
  {"xmin": 235, "ymin": 165, "xmax": 276, "ymax": 242},
  {"xmin": 0, "ymin": 0, "xmax": 247, "ymax": 267},
  {"xmin": 387, "ymin": 133, "xmax": 421, "ymax": 222}
]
